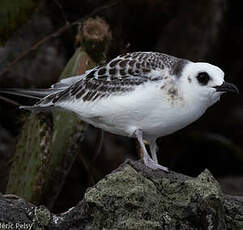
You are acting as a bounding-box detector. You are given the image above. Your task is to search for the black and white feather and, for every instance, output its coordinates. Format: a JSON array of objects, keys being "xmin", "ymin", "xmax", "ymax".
[
  {"xmin": 32, "ymin": 52, "xmax": 187, "ymax": 108},
  {"xmin": 0, "ymin": 51, "xmax": 233, "ymax": 171}
]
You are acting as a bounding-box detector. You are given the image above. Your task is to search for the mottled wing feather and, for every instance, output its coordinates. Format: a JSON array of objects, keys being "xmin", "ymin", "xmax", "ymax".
[
  {"xmin": 36, "ymin": 52, "xmax": 185, "ymax": 106},
  {"xmin": 50, "ymin": 67, "xmax": 100, "ymax": 89},
  {"xmin": 84, "ymin": 52, "xmax": 175, "ymax": 81}
]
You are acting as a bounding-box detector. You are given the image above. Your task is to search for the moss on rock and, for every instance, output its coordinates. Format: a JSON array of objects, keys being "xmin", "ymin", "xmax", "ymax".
[{"xmin": 83, "ymin": 163, "xmax": 227, "ymax": 229}]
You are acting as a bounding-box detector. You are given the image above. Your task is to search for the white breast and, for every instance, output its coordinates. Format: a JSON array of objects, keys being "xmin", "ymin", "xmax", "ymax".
[{"xmin": 58, "ymin": 80, "xmax": 209, "ymax": 139}]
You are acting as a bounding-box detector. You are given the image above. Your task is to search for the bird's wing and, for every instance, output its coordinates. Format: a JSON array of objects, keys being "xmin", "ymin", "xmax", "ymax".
[
  {"xmin": 35, "ymin": 52, "xmax": 185, "ymax": 107},
  {"xmin": 50, "ymin": 67, "xmax": 100, "ymax": 89}
]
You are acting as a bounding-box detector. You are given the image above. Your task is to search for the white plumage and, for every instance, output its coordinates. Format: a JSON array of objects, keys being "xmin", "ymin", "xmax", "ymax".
[{"xmin": 0, "ymin": 52, "xmax": 239, "ymax": 171}]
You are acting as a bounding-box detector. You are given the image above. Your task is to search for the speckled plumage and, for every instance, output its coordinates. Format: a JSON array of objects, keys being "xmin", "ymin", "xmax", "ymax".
[
  {"xmin": 37, "ymin": 52, "xmax": 187, "ymax": 106},
  {"xmin": 1, "ymin": 51, "xmax": 237, "ymax": 171}
]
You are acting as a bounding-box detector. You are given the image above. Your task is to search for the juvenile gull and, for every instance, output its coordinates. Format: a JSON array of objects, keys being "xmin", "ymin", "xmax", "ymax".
[{"xmin": 0, "ymin": 52, "xmax": 239, "ymax": 171}]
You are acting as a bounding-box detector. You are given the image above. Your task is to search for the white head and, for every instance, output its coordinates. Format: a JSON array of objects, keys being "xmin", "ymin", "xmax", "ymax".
[{"xmin": 178, "ymin": 61, "xmax": 239, "ymax": 108}]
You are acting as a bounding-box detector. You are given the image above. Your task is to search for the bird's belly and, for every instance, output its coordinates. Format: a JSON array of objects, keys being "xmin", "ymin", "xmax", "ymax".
[
  {"xmin": 83, "ymin": 102, "xmax": 206, "ymax": 139},
  {"xmin": 61, "ymin": 83, "xmax": 208, "ymax": 138},
  {"xmin": 140, "ymin": 105, "xmax": 206, "ymax": 138},
  {"xmin": 84, "ymin": 116, "xmax": 132, "ymax": 137}
]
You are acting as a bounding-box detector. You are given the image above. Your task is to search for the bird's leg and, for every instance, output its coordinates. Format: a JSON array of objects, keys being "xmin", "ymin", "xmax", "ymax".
[
  {"xmin": 134, "ymin": 130, "xmax": 168, "ymax": 172},
  {"xmin": 148, "ymin": 138, "xmax": 168, "ymax": 172},
  {"xmin": 134, "ymin": 129, "xmax": 152, "ymax": 163},
  {"xmin": 148, "ymin": 138, "xmax": 158, "ymax": 163}
]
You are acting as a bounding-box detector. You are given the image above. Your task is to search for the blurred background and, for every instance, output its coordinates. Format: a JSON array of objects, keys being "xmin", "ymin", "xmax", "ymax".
[{"xmin": 0, "ymin": 0, "xmax": 242, "ymax": 213}]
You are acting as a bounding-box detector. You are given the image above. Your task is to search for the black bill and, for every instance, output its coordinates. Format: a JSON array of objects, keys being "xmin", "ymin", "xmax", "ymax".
[{"xmin": 214, "ymin": 81, "xmax": 239, "ymax": 94}]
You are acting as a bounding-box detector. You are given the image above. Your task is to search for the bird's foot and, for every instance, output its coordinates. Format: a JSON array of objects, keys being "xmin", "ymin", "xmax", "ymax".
[
  {"xmin": 3, "ymin": 193, "xmax": 21, "ymax": 199},
  {"xmin": 144, "ymin": 158, "xmax": 168, "ymax": 172}
]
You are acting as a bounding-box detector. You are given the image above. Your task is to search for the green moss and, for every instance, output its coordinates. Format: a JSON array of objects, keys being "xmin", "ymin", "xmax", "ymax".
[
  {"xmin": 85, "ymin": 165, "xmax": 166, "ymax": 229},
  {"xmin": 33, "ymin": 206, "xmax": 51, "ymax": 226},
  {"xmin": 185, "ymin": 169, "xmax": 222, "ymax": 199},
  {"xmin": 82, "ymin": 164, "xmax": 226, "ymax": 229}
]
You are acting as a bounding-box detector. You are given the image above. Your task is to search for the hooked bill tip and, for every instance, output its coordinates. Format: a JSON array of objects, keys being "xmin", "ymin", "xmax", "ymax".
[{"xmin": 214, "ymin": 81, "xmax": 239, "ymax": 94}]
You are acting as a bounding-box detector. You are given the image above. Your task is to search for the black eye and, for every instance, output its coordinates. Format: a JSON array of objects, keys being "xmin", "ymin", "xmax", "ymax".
[{"xmin": 197, "ymin": 72, "xmax": 210, "ymax": 85}]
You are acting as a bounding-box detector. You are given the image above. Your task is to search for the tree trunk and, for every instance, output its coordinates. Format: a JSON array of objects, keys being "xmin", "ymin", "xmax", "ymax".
[{"xmin": 6, "ymin": 17, "xmax": 112, "ymax": 210}]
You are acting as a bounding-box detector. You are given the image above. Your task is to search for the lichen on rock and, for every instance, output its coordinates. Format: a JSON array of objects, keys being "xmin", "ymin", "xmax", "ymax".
[{"xmin": 83, "ymin": 161, "xmax": 226, "ymax": 229}]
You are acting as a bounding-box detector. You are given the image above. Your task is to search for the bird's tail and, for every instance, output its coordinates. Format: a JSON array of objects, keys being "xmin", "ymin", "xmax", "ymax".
[
  {"xmin": 0, "ymin": 88, "xmax": 61, "ymax": 111},
  {"xmin": 0, "ymin": 88, "xmax": 53, "ymax": 99}
]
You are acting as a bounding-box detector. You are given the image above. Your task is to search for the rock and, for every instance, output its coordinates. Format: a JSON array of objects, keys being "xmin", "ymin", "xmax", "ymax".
[
  {"xmin": 1, "ymin": 160, "xmax": 243, "ymax": 229},
  {"xmin": 83, "ymin": 161, "xmax": 226, "ymax": 229}
]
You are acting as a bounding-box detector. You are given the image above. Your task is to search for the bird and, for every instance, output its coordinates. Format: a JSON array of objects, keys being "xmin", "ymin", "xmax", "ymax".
[{"xmin": 0, "ymin": 52, "xmax": 239, "ymax": 172}]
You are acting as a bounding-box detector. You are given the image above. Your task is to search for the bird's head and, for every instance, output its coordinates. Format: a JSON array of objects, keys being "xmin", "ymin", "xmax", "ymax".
[{"xmin": 178, "ymin": 61, "xmax": 239, "ymax": 107}]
